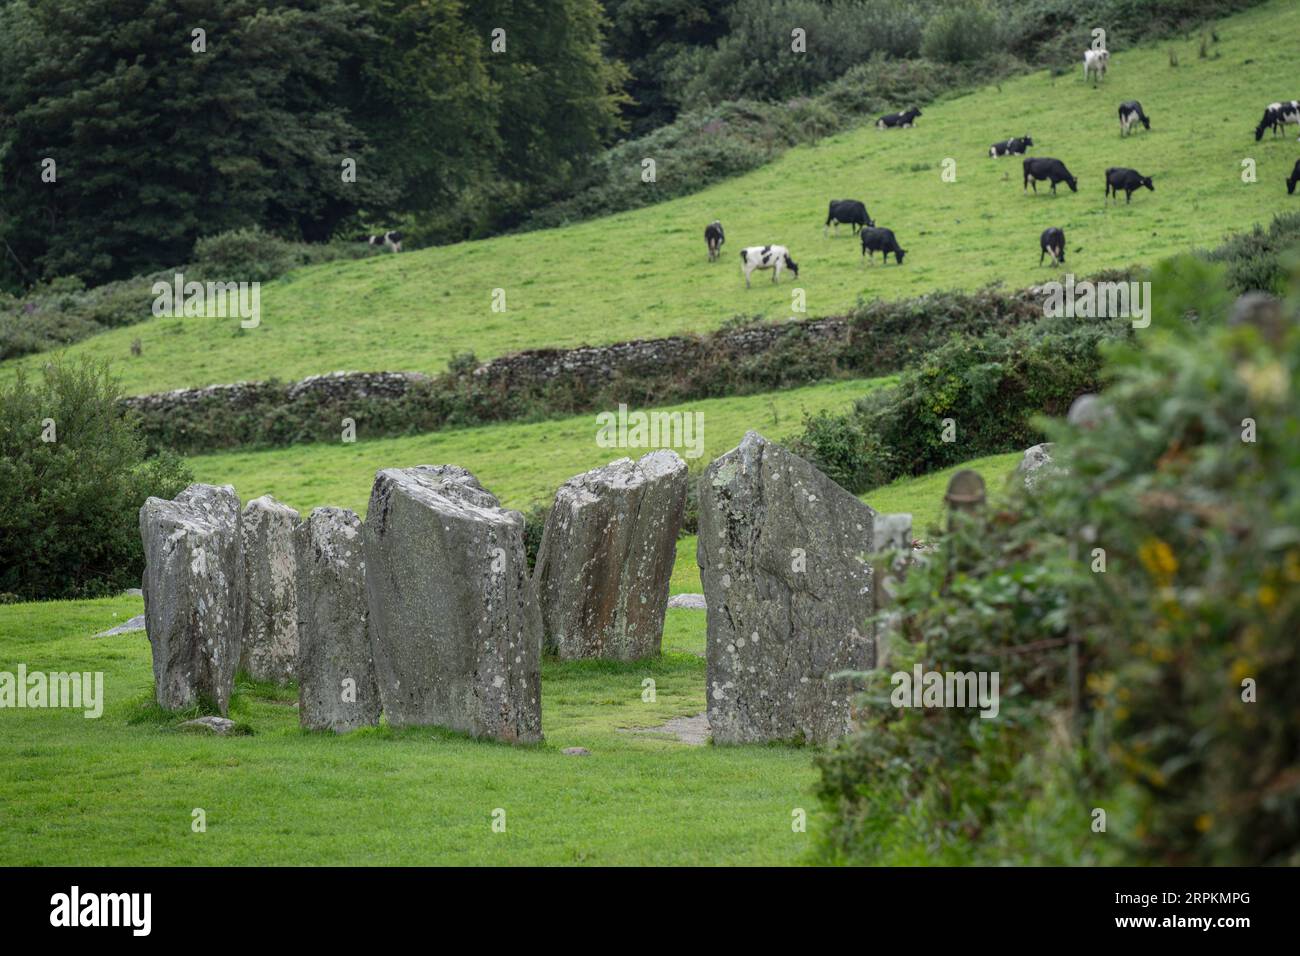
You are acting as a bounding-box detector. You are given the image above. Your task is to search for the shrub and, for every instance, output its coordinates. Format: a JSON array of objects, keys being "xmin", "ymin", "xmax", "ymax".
[
  {"xmin": 920, "ymin": 3, "xmax": 1002, "ymax": 64},
  {"xmin": 0, "ymin": 357, "xmax": 192, "ymax": 600}
]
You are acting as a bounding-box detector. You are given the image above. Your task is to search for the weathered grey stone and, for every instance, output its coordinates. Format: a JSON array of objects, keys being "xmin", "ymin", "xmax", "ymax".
[
  {"xmin": 363, "ymin": 466, "xmax": 541, "ymax": 743},
  {"xmin": 240, "ymin": 495, "xmax": 300, "ymax": 684},
  {"xmin": 296, "ymin": 507, "xmax": 381, "ymax": 733},
  {"xmin": 533, "ymin": 451, "xmax": 687, "ymax": 660},
  {"xmin": 667, "ymin": 593, "xmax": 707, "ymax": 610},
  {"xmin": 139, "ymin": 483, "xmax": 243, "ymax": 715},
  {"xmin": 1018, "ymin": 442, "xmax": 1060, "ymax": 488},
  {"xmin": 697, "ymin": 432, "xmax": 874, "ymax": 745},
  {"xmin": 1067, "ymin": 393, "xmax": 1107, "ymax": 429},
  {"xmin": 179, "ymin": 716, "xmax": 237, "ymax": 735},
  {"xmin": 562, "ymin": 747, "xmax": 591, "ymax": 756},
  {"xmin": 94, "ymin": 614, "xmax": 146, "ymax": 638},
  {"xmin": 872, "ymin": 513, "xmax": 913, "ymax": 606}
]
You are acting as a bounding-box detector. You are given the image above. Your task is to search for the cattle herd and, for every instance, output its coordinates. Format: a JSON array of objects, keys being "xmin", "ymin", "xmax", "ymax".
[{"xmin": 704, "ymin": 47, "xmax": 1300, "ymax": 284}]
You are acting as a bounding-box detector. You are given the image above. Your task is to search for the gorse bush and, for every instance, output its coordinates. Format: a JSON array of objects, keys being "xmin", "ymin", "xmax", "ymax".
[
  {"xmin": 0, "ymin": 357, "xmax": 192, "ymax": 600},
  {"xmin": 816, "ymin": 254, "xmax": 1300, "ymax": 865},
  {"xmin": 920, "ymin": 3, "xmax": 1003, "ymax": 64}
]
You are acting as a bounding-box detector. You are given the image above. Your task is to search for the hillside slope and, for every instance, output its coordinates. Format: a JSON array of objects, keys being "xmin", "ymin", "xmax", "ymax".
[{"xmin": 9, "ymin": 0, "xmax": 1298, "ymax": 395}]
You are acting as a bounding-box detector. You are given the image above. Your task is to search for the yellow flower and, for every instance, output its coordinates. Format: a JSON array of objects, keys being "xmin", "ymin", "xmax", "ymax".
[
  {"xmin": 1257, "ymin": 585, "xmax": 1278, "ymax": 609},
  {"xmin": 1195, "ymin": 814, "xmax": 1214, "ymax": 833},
  {"xmin": 1230, "ymin": 660, "xmax": 1253, "ymax": 685},
  {"xmin": 1236, "ymin": 359, "xmax": 1289, "ymax": 404},
  {"xmin": 1139, "ymin": 539, "xmax": 1178, "ymax": 587}
]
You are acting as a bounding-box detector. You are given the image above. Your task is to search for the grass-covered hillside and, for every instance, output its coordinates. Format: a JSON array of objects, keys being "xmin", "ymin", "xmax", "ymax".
[{"xmin": 5, "ymin": 0, "xmax": 1297, "ymax": 396}]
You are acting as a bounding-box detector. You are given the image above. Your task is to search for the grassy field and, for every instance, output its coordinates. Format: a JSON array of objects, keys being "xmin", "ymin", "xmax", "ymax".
[
  {"xmin": 0, "ymin": 448, "xmax": 1022, "ymax": 865},
  {"xmin": 5, "ymin": 0, "xmax": 1296, "ymax": 395}
]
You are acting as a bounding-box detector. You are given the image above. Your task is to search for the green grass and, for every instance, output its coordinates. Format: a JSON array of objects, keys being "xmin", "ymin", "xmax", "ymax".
[
  {"xmin": 0, "ymin": 448, "xmax": 1024, "ymax": 865},
  {"xmin": 6, "ymin": 0, "xmax": 1296, "ymax": 395}
]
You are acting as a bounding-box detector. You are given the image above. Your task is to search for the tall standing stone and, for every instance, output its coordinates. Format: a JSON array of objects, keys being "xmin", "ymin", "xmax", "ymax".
[
  {"xmin": 697, "ymin": 432, "xmax": 875, "ymax": 745},
  {"xmin": 363, "ymin": 465, "xmax": 541, "ymax": 742},
  {"xmin": 139, "ymin": 483, "xmax": 244, "ymax": 715},
  {"xmin": 239, "ymin": 495, "xmax": 300, "ymax": 684},
  {"xmin": 296, "ymin": 507, "xmax": 380, "ymax": 732},
  {"xmin": 533, "ymin": 451, "xmax": 687, "ymax": 660}
]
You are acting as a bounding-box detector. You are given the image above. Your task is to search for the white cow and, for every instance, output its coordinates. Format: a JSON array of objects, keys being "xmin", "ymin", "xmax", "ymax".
[
  {"xmin": 740, "ymin": 245, "xmax": 799, "ymax": 288},
  {"xmin": 1083, "ymin": 49, "xmax": 1109, "ymax": 84}
]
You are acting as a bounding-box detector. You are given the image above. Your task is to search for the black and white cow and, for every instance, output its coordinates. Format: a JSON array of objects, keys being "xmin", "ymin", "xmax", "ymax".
[
  {"xmin": 740, "ymin": 245, "xmax": 799, "ymax": 287},
  {"xmin": 990, "ymin": 136, "xmax": 1034, "ymax": 158},
  {"xmin": 1023, "ymin": 157, "xmax": 1078, "ymax": 194},
  {"xmin": 1287, "ymin": 159, "xmax": 1300, "ymax": 195},
  {"xmin": 877, "ymin": 107, "xmax": 922, "ymax": 129},
  {"xmin": 359, "ymin": 230, "xmax": 403, "ymax": 253},
  {"xmin": 705, "ymin": 221, "xmax": 725, "ymax": 261},
  {"xmin": 1255, "ymin": 100, "xmax": 1300, "ymax": 141},
  {"xmin": 1105, "ymin": 167, "xmax": 1154, "ymax": 203},
  {"xmin": 1039, "ymin": 227, "xmax": 1066, "ymax": 266},
  {"xmin": 860, "ymin": 227, "xmax": 906, "ymax": 265},
  {"xmin": 824, "ymin": 199, "xmax": 874, "ymax": 236},
  {"xmin": 1084, "ymin": 48, "xmax": 1109, "ymax": 83},
  {"xmin": 1118, "ymin": 101, "xmax": 1150, "ymax": 136}
]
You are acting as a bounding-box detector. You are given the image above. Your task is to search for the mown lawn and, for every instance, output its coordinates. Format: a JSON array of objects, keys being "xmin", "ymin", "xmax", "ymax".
[
  {"xmin": 5, "ymin": 0, "xmax": 1295, "ymax": 394},
  {"xmin": 0, "ymin": 449, "xmax": 1023, "ymax": 865}
]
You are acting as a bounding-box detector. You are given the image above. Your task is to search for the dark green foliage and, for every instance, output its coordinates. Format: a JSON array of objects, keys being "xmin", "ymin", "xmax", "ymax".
[{"xmin": 0, "ymin": 358, "xmax": 192, "ymax": 600}]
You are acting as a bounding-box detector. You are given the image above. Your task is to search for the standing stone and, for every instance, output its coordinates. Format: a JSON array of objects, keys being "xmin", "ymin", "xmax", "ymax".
[
  {"xmin": 139, "ymin": 483, "xmax": 243, "ymax": 715},
  {"xmin": 533, "ymin": 451, "xmax": 687, "ymax": 660},
  {"xmin": 296, "ymin": 507, "xmax": 380, "ymax": 732},
  {"xmin": 239, "ymin": 495, "xmax": 300, "ymax": 684},
  {"xmin": 363, "ymin": 466, "xmax": 541, "ymax": 742},
  {"xmin": 697, "ymin": 432, "xmax": 875, "ymax": 745},
  {"xmin": 1017, "ymin": 442, "xmax": 1059, "ymax": 488}
]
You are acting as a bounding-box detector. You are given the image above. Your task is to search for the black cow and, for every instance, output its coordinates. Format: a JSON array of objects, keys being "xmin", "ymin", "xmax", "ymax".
[
  {"xmin": 1288, "ymin": 159, "xmax": 1300, "ymax": 195},
  {"xmin": 1105, "ymin": 167, "xmax": 1154, "ymax": 203},
  {"xmin": 990, "ymin": 136, "xmax": 1033, "ymax": 158},
  {"xmin": 1256, "ymin": 100, "xmax": 1300, "ymax": 141},
  {"xmin": 1118, "ymin": 101, "xmax": 1150, "ymax": 136},
  {"xmin": 704, "ymin": 220, "xmax": 725, "ymax": 261},
  {"xmin": 1039, "ymin": 227, "xmax": 1065, "ymax": 266},
  {"xmin": 876, "ymin": 107, "xmax": 922, "ymax": 129},
  {"xmin": 860, "ymin": 227, "xmax": 906, "ymax": 265},
  {"xmin": 825, "ymin": 199, "xmax": 874, "ymax": 236},
  {"xmin": 1023, "ymin": 157, "xmax": 1078, "ymax": 194}
]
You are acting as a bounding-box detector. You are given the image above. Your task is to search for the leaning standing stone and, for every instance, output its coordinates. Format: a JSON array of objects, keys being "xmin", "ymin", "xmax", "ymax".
[
  {"xmin": 296, "ymin": 507, "xmax": 380, "ymax": 732},
  {"xmin": 139, "ymin": 483, "xmax": 244, "ymax": 715},
  {"xmin": 697, "ymin": 432, "xmax": 875, "ymax": 745},
  {"xmin": 363, "ymin": 466, "xmax": 542, "ymax": 743},
  {"xmin": 239, "ymin": 495, "xmax": 300, "ymax": 684},
  {"xmin": 533, "ymin": 451, "xmax": 687, "ymax": 660}
]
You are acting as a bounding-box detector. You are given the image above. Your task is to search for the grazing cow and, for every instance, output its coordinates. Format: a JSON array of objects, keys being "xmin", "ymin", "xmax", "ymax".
[
  {"xmin": 1255, "ymin": 100, "xmax": 1300, "ymax": 141},
  {"xmin": 1105, "ymin": 167, "xmax": 1154, "ymax": 203},
  {"xmin": 1083, "ymin": 49, "xmax": 1109, "ymax": 83},
  {"xmin": 1118, "ymin": 101, "xmax": 1150, "ymax": 136},
  {"xmin": 990, "ymin": 136, "xmax": 1034, "ymax": 158},
  {"xmin": 877, "ymin": 107, "xmax": 922, "ymax": 129},
  {"xmin": 1287, "ymin": 159, "xmax": 1300, "ymax": 195},
  {"xmin": 704, "ymin": 221, "xmax": 725, "ymax": 261},
  {"xmin": 358, "ymin": 230, "xmax": 403, "ymax": 253},
  {"xmin": 1023, "ymin": 157, "xmax": 1078, "ymax": 194},
  {"xmin": 860, "ymin": 227, "xmax": 906, "ymax": 265},
  {"xmin": 824, "ymin": 199, "xmax": 874, "ymax": 236},
  {"xmin": 740, "ymin": 245, "xmax": 799, "ymax": 288},
  {"xmin": 1039, "ymin": 227, "xmax": 1066, "ymax": 266}
]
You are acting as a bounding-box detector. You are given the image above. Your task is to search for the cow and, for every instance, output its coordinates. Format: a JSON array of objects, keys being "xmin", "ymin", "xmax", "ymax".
[
  {"xmin": 1288, "ymin": 159, "xmax": 1300, "ymax": 195},
  {"xmin": 1039, "ymin": 227, "xmax": 1066, "ymax": 266},
  {"xmin": 704, "ymin": 221, "xmax": 725, "ymax": 261},
  {"xmin": 877, "ymin": 107, "xmax": 922, "ymax": 129},
  {"xmin": 990, "ymin": 136, "xmax": 1034, "ymax": 158},
  {"xmin": 1118, "ymin": 101, "xmax": 1150, "ymax": 136},
  {"xmin": 740, "ymin": 245, "xmax": 799, "ymax": 287},
  {"xmin": 358, "ymin": 230, "xmax": 403, "ymax": 253},
  {"xmin": 1105, "ymin": 167, "xmax": 1154, "ymax": 203},
  {"xmin": 860, "ymin": 227, "xmax": 906, "ymax": 265},
  {"xmin": 1023, "ymin": 157, "xmax": 1078, "ymax": 194},
  {"xmin": 1255, "ymin": 100, "xmax": 1300, "ymax": 141},
  {"xmin": 825, "ymin": 199, "xmax": 874, "ymax": 236},
  {"xmin": 1084, "ymin": 49, "xmax": 1109, "ymax": 84}
]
